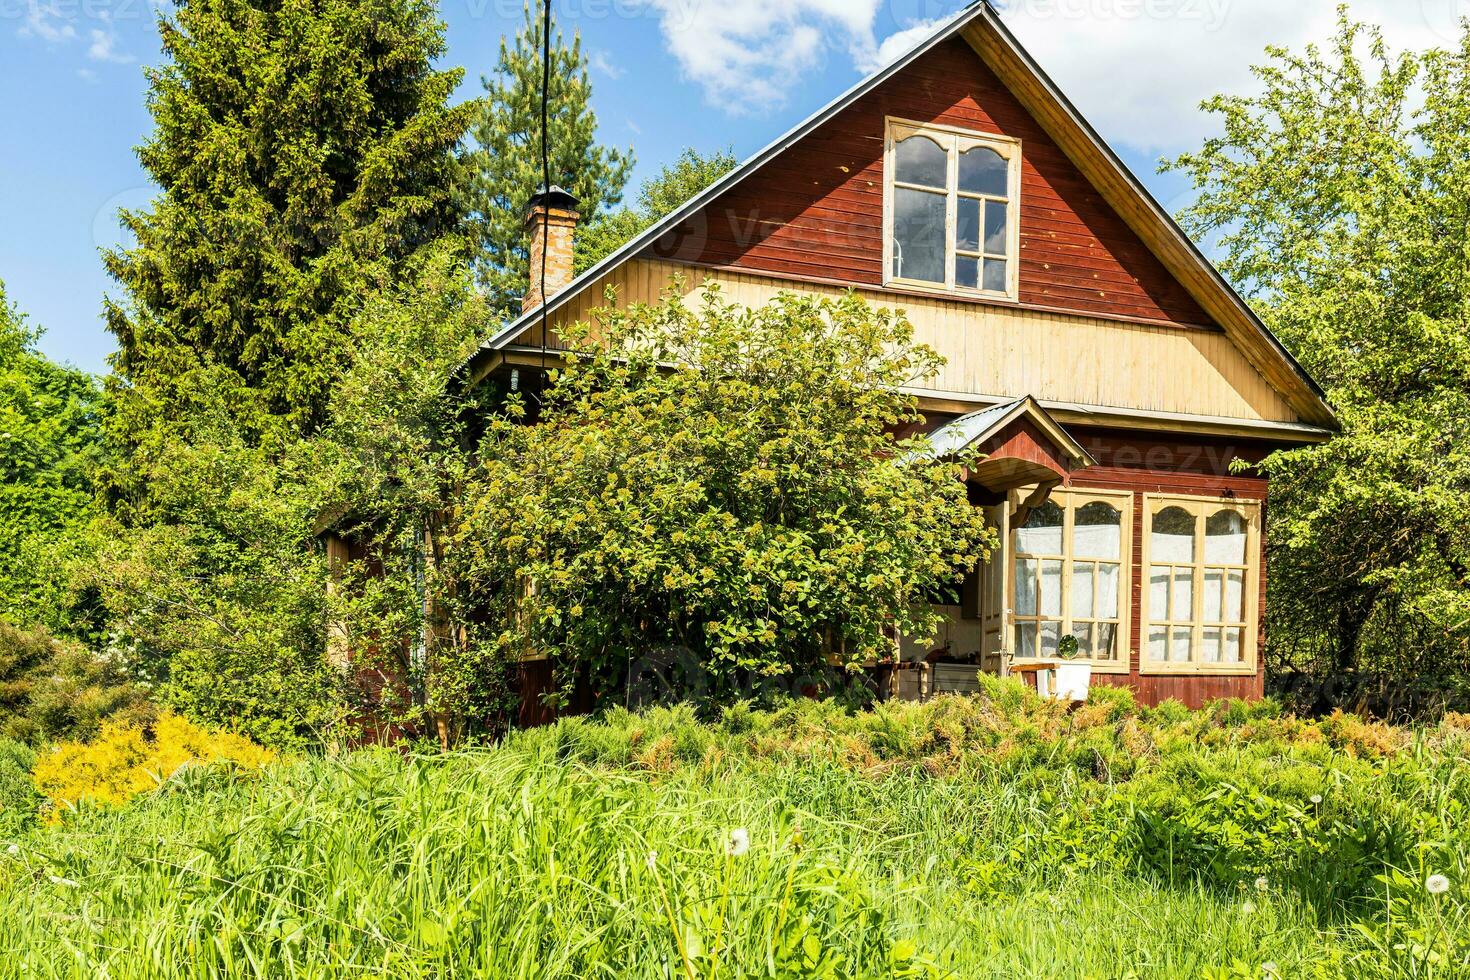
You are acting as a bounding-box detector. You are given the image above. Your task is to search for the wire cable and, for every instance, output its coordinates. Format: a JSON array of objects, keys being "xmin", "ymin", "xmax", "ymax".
[{"xmin": 537, "ymin": 0, "xmax": 552, "ymax": 396}]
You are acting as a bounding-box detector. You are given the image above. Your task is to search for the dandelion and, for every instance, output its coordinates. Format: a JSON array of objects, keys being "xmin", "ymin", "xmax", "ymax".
[
  {"xmin": 1255, "ymin": 876, "xmax": 1270, "ymax": 892},
  {"xmin": 1309, "ymin": 794, "xmax": 1322, "ymax": 805},
  {"xmin": 1242, "ymin": 901, "xmax": 1256, "ymax": 915},
  {"xmin": 1262, "ymin": 962, "xmax": 1279, "ymax": 976},
  {"xmin": 646, "ymin": 849, "xmax": 658, "ymax": 871},
  {"xmin": 5, "ymin": 844, "xmax": 18, "ymax": 856},
  {"xmin": 725, "ymin": 827, "xmax": 749, "ymax": 858},
  {"xmin": 47, "ymin": 875, "xmax": 78, "ymax": 889},
  {"xmin": 1427, "ymin": 874, "xmax": 1451, "ymax": 896}
]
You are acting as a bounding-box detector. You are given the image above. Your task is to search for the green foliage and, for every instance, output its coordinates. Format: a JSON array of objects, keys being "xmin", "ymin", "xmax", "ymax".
[
  {"xmin": 85, "ymin": 0, "xmax": 476, "ymax": 743},
  {"xmin": 459, "ymin": 3, "xmax": 633, "ymax": 313},
  {"xmin": 0, "ymin": 283, "xmax": 101, "ymax": 631},
  {"xmin": 3, "ymin": 699, "xmax": 1468, "ymax": 975},
  {"xmin": 451, "ymin": 285, "xmax": 993, "ymax": 715},
  {"xmin": 82, "ymin": 421, "xmax": 336, "ymax": 749},
  {"xmin": 574, "ymin": 147, "xmax": 738, "ymax": 274},
  {"xmin": 1165, "ymin": 14, "xmax": 1470, "ymax": 687},
  {"xmin": 103, "ymin": 0, "xmax": 472, "ymax": 440},
  {"xmin": 0, "ymin": 620, "xmax": 151, "ymax": 746},
  {"xmin": 306, "ymin": 253, "xmax": 511, "ymax": 742},
  {"xmin": 0, "ymin": 737, "xmax": 40, "ymax": 835},
  {"xmin": 79, "ymin": 251, "xmax": 488, "ymax": 751}
]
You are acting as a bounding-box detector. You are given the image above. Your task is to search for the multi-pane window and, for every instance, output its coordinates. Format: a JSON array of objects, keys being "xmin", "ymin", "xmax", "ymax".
[
  {"xmin": 885, "ymin": 119, "xmax": 1019, "ymax": 298},
  {"xmin": 1011, "ymin": 490, "xmax": 1130, "ymax": 670},
  {"xmin": 1142, "ymin": 495, "xmax": 1261, "ymax": 672}
]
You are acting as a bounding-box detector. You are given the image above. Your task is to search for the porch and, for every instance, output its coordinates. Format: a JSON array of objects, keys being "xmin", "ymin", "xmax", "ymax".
[{"xmin": 891, "ymin": 396, "xmax": 1106, "ymax": 700}]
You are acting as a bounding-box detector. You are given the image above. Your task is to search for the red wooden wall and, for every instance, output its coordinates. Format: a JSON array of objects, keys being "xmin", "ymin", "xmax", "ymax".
[{"xmin": 643, "ymin": 36, "xmax": 1213, "ymax": 329}]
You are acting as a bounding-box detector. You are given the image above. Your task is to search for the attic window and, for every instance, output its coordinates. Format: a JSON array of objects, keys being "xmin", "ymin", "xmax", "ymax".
[{"xmin": 884, "ymin": 118, "xmax": 1020, "ymax": 300}]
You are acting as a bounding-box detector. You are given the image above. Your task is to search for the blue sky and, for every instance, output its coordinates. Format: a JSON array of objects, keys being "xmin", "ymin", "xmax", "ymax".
[{"xmin": 1, "ymin": 0, "xmax": 1462, "ymax": 374}]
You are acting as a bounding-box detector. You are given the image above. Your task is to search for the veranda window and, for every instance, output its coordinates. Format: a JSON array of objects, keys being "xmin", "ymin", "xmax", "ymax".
[
  {"xmin": 1011, "ymin": 490, "xmax": 1131, "ymax": 672},
  {"xmin": 1142, "ymin": 494, "xmax": 1261, "ymax": 673},
  {"xmin": 885, "ymin": 118, "xmax": 1020, "ymax": 299}
]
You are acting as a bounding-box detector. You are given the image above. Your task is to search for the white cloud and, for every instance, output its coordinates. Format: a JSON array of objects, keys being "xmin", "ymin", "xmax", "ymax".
[
  {"xmin": 993, "ymin": 0, "xmax": 1461, "ymax": 156},
  {"xmin": 639, "ymin": 0, "xmax": 884, "ymax": 113},
  {"xmin": 87, "ymin": 28, "xmax": 132, "ymax": 63},
  {"xmin": 861, "ymin": 16, "xmax": 950, "ymax": 73},
  {"xmin": 17, "ymin": 2, "xmax": 77, "ymax": 43},
  {"xmin": 587, "ymin": 49, "xmax": 624, "ymax": 79},
  {"xmin": 642, "ymin": 0, "xmax": 1469, "ymax": 145}
]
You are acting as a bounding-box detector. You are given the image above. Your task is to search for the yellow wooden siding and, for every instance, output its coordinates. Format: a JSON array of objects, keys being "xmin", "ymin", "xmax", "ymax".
[{"xmin": 522, "ymin": 259, "xmax": 1300, "ymax": 425}]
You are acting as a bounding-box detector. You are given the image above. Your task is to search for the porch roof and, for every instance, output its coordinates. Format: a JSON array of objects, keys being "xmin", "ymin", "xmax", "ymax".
[{"xmin": 921, "ymin": 396, "xmax": 1096, "ymax": 471}]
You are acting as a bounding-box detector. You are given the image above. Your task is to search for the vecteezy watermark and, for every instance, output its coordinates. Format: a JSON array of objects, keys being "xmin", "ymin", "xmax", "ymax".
[
  {"xmin": 1, "ymin": 0, "xmax": 169, "ymax": 25},
  {"xmin": 91, "ymin": 186, "xmax": 154, "ymax": 253},
  {"xmin": 997, "ymin": 0, "xmax": 1232, "ymax": 32},
  {"xmin": 456, "ymin": 0, "xmax": 658, "ymax": 24},
  {"xmin": 1420, "ymin": 0, "xmax": 1470, "ymax": 42}
]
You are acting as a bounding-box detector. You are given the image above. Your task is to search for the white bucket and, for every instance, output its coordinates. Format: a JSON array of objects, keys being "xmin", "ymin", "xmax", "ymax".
[{"xmin": 1034, "ymin": 660, "xmax": 1092, "ymax": 702}]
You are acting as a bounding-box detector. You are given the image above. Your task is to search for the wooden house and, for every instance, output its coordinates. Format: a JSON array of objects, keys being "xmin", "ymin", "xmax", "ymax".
[{"xmin": 460, "ymin": 1, "xmax": 1337, "ymax": 709}]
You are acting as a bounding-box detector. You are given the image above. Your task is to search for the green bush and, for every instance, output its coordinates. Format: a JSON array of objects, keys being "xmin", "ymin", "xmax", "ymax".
[
  {"xmin": 0, "ymin": 737, "xmax": 39, "ymax": 834},
  {"xmin": 0, "ymin": 619, "xmax": 151, "ymax": 745}
]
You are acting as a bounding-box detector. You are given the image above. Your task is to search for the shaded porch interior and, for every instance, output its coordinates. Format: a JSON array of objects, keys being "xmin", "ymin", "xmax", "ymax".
[{"xmin": 894, "ymin": 396, "xmax": 1097, "ymax": 696}]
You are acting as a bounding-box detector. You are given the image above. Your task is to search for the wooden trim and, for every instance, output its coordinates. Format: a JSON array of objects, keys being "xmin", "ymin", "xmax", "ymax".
[
  {"xmin": 671, "ymin": 258, "xmax": 1223, "ymax": 333},
  {"xmin": 882, "ymin": 117, "xmax": 1022, "ymax": 302},
  {"xmin": 1137, "ymin": 493, "xmax": 1262, "ymax": 676},
  {"xmin": 483, "ymin": 255, "xmax": 1330, "ymax": 441},
  {"xmin": 1008, "ymin": 487, "xmax": 1134, "ymax": 674},
  {"xmin": 904, "ymin": 386, "xmax": 1334, "ymax": 444}
]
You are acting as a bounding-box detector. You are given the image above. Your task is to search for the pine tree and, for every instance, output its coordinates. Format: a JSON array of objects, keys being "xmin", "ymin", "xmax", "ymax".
[
  {"xmin": 459, "ymin": 3, "xmax": 633, "ymax": 315},
  {"xmin": 103, "ymin": 0, "xmax": 473, "ymax": 439}
]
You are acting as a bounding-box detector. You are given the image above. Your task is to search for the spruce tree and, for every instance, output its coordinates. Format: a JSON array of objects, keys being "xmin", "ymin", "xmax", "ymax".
[
  {"xmin": 459, "ymin": 3, "xmax": 632, "ymax": 315},
  {"xmin": 103, "ymin": 0, "xmax": 473, "ymax": 439}
]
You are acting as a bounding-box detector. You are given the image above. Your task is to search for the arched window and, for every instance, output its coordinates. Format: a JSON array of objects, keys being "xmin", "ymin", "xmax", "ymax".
[
  {"xmin": 895, "ymin": 134, "xmax": 947, "ymax": 188},
  {"xmin": 891, "ymin": 135, "xmax": 948, "ymax": 283},
  {"xmin": 887, "ymin": 120, "xmax": 1019, "ymax": 296},
  {"xmin": 1012, "ymin": 491, "xmax": 1131, "ymax": 668},
  {"xmin": 1143, "ymin": 496, "xmax": 1261, "ymax": 672}
]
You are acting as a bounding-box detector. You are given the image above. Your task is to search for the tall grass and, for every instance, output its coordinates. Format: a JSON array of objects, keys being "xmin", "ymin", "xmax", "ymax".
[{"xmin": 2, "ymin": 686, "xmax": 1467, "ymax": 977}]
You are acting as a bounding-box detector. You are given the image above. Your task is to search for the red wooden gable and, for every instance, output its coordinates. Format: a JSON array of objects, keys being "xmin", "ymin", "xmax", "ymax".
[{"xmin": 641, "ymin": 36, "xmax": 1212, "ymax": 329}]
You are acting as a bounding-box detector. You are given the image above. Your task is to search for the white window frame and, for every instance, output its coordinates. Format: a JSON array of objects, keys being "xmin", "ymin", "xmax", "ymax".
[
  {"xmin": 1140, "ymin": 493, "xmax": 1262, "ymax": 676},
  {"xmin": 1008, "ymin": 488, "xmax": 1133, "ymax": 675},
  {"xmin": 882, "ymin": 117, "xmax": 1021, "ymax": 302}
]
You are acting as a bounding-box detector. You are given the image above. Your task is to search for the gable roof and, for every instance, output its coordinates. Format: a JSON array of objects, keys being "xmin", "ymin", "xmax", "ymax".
[
  {"xmin": 921, "ymin": 396, "xmax": 1095, "ymax": 470},
  {"xmin": 463, "ymin": 0, "xmax": 1336, "ymax": 431}
]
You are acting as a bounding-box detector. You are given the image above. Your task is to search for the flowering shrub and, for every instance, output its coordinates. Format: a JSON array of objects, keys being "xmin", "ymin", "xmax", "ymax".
[{"xmin": 32, "ymin": 712, "xmax": 274, "ymax": 816}]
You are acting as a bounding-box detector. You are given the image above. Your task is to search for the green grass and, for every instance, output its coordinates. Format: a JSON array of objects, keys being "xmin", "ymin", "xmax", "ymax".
[{"xmin": 2, "ymin": 687, "xmax": 1467, "ymax": 977}]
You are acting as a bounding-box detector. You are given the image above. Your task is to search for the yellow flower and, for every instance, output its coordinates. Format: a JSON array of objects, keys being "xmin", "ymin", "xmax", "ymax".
[{"xmin": 32, "ymin": 712, "xmax": 274, "ymax": 819}]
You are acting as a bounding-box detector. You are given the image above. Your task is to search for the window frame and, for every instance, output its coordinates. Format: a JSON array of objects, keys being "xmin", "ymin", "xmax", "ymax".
[
  {"xmin": 1008, "ymin": 488, "xmax": 1133, "ymax": 675},
  {"xmin": 1139, "ymin": 493, "xmax": 1262, "ymax": 676},
  {"xmin": 882, "ymin": 117, "xmax": 1022, "ymax": 302}
]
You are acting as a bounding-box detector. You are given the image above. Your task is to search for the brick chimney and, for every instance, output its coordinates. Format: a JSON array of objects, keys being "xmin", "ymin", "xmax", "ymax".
[{"xmin": 522, "ymin": 185, "xmax": 580, "ymax": 314}]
